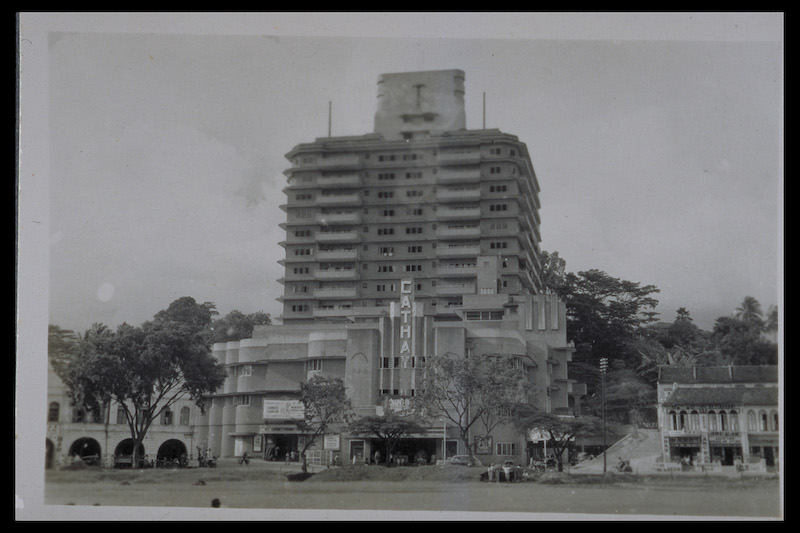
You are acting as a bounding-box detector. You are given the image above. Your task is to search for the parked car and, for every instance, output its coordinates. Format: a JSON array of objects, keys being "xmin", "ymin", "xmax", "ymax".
[{"xmin": 445, "ymin": 455, "xmax": 471, "ymax": 465}]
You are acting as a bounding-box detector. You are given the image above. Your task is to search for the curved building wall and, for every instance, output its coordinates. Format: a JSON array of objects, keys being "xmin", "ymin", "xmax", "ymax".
[{"xmin": 220, "ymin": 401, "xmax": 237, "ymax": 458}]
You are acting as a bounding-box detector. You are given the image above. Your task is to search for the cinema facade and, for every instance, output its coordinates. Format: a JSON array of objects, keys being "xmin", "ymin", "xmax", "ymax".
[{"xmin": 193, "ymin": 287, "xmax": 584, "ymax": 467}]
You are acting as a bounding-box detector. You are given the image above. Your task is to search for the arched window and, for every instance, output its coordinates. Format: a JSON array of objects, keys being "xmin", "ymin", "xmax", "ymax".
[
  {"xmin": 116, "ymin": 405, "xmax": 126, "ymax": 425},
  {"xmin": 719, "ymin": 410, "xmax": 728, "ymax": 431},
  {"xmin": 708, "ymin": 410, "xmax": 718, "ymax": 431},
  {"xmin": 729, "ymin": 410, "xmax": 739, "ymax": 431},
  {"xmin": 679, "ymin": 411, "xmax": 688, "ymax": 430},
  {"xmin": 771, "ymin": 411, "xmax": 779, "ymax": 431},
  {"xmin": 747, "ymin": 410, "xmax": 757, "ymax": 431},
  {"xmin": 48, "ymin": 402, "xmax": 60, "ymax": 422},
  {"xmin": 689, "ymin": 410, "xmax": 700, "ymax": 432},
  {"xmin": 161, "ymin": 408, "xmax": 173, "ymax": 426},
  {"xmin": 669, "ymin": 410, "xmax": 678, "ymax": 431},
  {"xmin": 179, "ymin": 406, "xmax": 190, "ymax": 426},
  {"xmin": 759, "ymin": 410, "xmax": 768, "ymax": 431}
]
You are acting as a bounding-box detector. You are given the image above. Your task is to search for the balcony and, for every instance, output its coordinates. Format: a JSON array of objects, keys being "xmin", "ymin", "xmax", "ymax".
[
  {"xmin": 316, "ymin": 212, "xmax": 361, "ymax": 225},
  {"xmin": 316, "ymin": 249, "xmax": 358, "ymax": 262},
  {"xmin": 437, "ymin": 167, "xmax": 482, "ymax": 184},
  {"xmin": 314, "ymin": 286, "xmax": 358, "ymax": 299},
  {"xmin": 436, "ymin": 265, "xmax": 477, "ymax": 277},
  {"xmin": 317, "ymin": 173, "xmax": 362, "ymax": 188},
  {"xmin": 437, "ymin": 206, "xmax": 481, "ymax": 221},
  {"xmin": 316, "ymin": 154, "xmax": 363, "ymax": 169},
  {"xmin": 436, "ymin": 282, "xmax": 476, "ymax": 295},
  {"xmin": 436, "ymin": 226, "xmax": 481, "ymax": 240},
  {"xmin": 436, "ymin": 188, "xmax": 481, "ymax": 203},
  {"xmin": 315, "ymin": 230, "xmax": 359, "ymax": 243},
  {"xmin": 315, "ymin": 268, "xmax": 359, "ymax": 281},
  {"xmin": 437, "ymin": 150, "xmax": 482, "ymax": 165},
  {"xmin": 436, "ymin": 244, "xmax": 481, "ymax": 258},
  {"xmin": 316, "ymin": 192, "xmax": 361, "ymax": 207}
]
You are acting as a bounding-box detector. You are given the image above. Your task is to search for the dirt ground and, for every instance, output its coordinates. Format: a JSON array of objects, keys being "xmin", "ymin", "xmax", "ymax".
[{"xmin": 36, "ymin": 459, "xmax": 784, "ymax": 520}]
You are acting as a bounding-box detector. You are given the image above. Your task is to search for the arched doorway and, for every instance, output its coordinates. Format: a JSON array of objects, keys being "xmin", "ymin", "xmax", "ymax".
[
  {"xmin": 113, "ymin": 438, "xmax": 146, "ymax": 468},
  {"xmin": 157, "ymin": 439, "xmax": 188, "ymax": 467},
  {"xmin": 68, "ymin": 437, "xmax": 102, "ymax": 466}
]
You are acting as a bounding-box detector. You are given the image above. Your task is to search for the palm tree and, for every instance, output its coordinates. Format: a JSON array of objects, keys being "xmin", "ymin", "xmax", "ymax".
[
  {"xmin": 764, "ymin": 305, "xmax": 779, "ymax": 342},
  {"xmin": 735, "ymin": 296, "xmax": 764, "ymax": 326}
]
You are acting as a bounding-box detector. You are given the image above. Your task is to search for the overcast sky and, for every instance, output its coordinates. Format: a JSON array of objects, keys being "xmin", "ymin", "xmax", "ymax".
[{"xmin": 22, "ymin": 13, "xmax": 783, "ymax": 335}]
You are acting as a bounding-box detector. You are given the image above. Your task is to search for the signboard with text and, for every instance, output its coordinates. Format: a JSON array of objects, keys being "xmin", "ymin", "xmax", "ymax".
[{"xmin": 262, "ymin": 400, "xmax": 305, "ymax": 420}]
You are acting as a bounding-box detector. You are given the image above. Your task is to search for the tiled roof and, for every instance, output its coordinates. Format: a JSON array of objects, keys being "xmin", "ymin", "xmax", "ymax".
[
  {"xmin": 657, "ymin": 365, "xmax": 778, "ymax": 384},
  {"xmin": 663, "ymin": 386, "xmax": 778, "ymax": 407}
]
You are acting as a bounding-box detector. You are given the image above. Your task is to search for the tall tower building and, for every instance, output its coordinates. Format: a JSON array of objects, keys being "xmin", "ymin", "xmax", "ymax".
[{"xmin": 279, "ymin": 69, "xmax": 543, "ymax": 323}]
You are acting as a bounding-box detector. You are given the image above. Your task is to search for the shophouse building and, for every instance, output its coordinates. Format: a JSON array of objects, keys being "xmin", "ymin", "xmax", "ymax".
[
  {"xmin": 657, "ymin": 365, "xmax": 780, "ymax": 470},
  {"xmin": 193, "ymin": 70, "xmax": 586, "ymax": 467}
]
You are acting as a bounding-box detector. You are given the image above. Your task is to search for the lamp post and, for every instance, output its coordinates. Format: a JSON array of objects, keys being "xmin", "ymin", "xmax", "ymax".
[{"xmin": 600, "ymin": 357, "xmax": 608, "ymax": 474}]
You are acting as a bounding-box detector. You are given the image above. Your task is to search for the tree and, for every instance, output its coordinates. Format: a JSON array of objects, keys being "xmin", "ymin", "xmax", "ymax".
[
  {"xmin": 63, "ymin": 297, "xmax": 226, "ymax": 467},
  {"xmin": 711, "ymin": 315, "xmax": 777, "ymax": 365},
  {"xmin": 210, "ymin": 310, "xmax": 272, "ymax": 343},
  {"xmin": 559, "ymin": 269, "xmax": 660, "ymax": 392},
  {"xmin": 539, "ymin": 249, "xmax": 568, "ymax": 295},
  {"xmin": 294, "ymin": 376, "xmax": 352, "ymax": 472},
  {"xmin": 735, "ymin": 296, "xmax": 764, "ymax": 329},
  {"xmin": 347, "ymin": 412, "xmax": 426, "ymax": 466},
  {"xmin": 512, "ymin": 410, "xmax": 603, "ymax": 471},
  {"xmin": 48, "ymin": 324, "xmax": 80, "ymax": 381},
  {"xmin": 414, "ymin": 352, "xmax": 532, "ymax": 466}
]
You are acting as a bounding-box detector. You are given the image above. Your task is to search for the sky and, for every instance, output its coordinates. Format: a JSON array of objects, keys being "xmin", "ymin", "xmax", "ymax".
[{"xmin": 21, "ymin": 13, "xmax": 783, "ymax": 336}]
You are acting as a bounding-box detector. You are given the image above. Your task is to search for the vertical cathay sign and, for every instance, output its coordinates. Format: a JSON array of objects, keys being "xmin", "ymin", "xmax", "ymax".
[{"xmin": 398, "ymin": 279, "xmax": 413, "ymax": 368}]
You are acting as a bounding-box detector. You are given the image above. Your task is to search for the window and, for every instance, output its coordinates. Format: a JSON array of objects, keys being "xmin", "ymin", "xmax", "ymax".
[
  {"xmin": 48, "ymin": 402, "xmax": 60, "ymax": 423},
  {"xmin": 408, "ymin": 245, "xmax": 422, "ymax": 253},
  {"xmin": 679, "ymin": 411, "xmax": 688, "ymax": 430},
  {"xmin": 496, "ymin": 442, "xmax": 517, "ymax": 456},
  {"xmin": 760, "ymin": 410, "xmax": 768, "ymax": 431},
  {"xmin": 162, "ymin": 408, "xmax": 173, "ymax": 426},
  {"xmin": 377, "ymin": 228, "xmax": 395, "ymax": 236},
  {"xmin": 380, "ymin": 246, "xmax": 394, "ymax": 256},
  {"xmin": 405, "ymin": 171, "xmax": 422, "ymax": 179},
  {"xmin": 377, "ymin": 173, "xmax": 395, "ymax": 181},
  {"xmin": 771, "ymin": 411, "xmax": 779, "ymax": 431},
  {"xmin": 708, "ymin": 410, "xmax": 718, "ymax": 431},
  {"xmin": 489, "ymin": 166, "xmax": 502, "ymax": 174},
  {"xmin": 669, "ymin": 410, "xmax": 678, "ymax": 431},
  {"xmin": 690, "ymin": 410, "xmax": 700, "ymax": 431},
  {"xmin": 383, "ymin": 209, "xmax": 395, "ymax": 217},
  {"xmin": 406, "ymin": 190, "xmax": 423, "ymax": 197},
  {"xmin": 377, "ymin": 191, "xmax": 394, "ymax": 198},
  {"xmin": 490, "ymin": 203, "xmax": 508, "ymax": 212},
  {"xmin": 291, "ymin": 304, "xmax": 309, "ymax": 312},
  {"xmin": 405, "ymin": 264, "xmax": 423, "ymax": 272},
  {"xmin": 747, "ymin": 410, "xmax": 757, "ymax": 431},
  {"xmin": 406, "ymin": 226, "xmax": 423, "ymax": 234},
  {"xmin": 295, "ymin": 193, "xmax": 313, "ymax": 201},
  {"xmin": 490, "ymin": 241, "xmax": 508, "ymax": 249},
  {"xmin": 308, "ymin": 359, "xmax": 323, "ymax": 371},
  {"xmin": 489, "ymin": 147, "xmax": 502, "ymax": 155},
  {"xmin": 116, "ymin": 405, "xmax": 126, "ymax": 425},
  {"xmin": 489, "ymin": 184, "xmax": 508, "ymax": 193},
  {"xmin": 378, "ymin": 265, "xmax": 395, "ymax": 273},
  {"xmin": 240, "ymin": 365, "xmax": 252, "ymax": 377},
  {"xmin": 719, "ymin": 410, "xmax": 728, "ymax": 431},
  {"xmin": 180, "ymin": 406, "xmax": 190, "ymax": 426},
  {"xmin": 409, "ymin": 208, "xmax": 424, "ymax": 216},
  {"xmin": 729, "ymin": 410, "xmax": 739, "ymax": 431}
]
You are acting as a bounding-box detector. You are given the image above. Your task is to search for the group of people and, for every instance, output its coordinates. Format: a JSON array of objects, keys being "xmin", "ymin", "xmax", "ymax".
[{"xmin": 487, "ymin": 463, "xmax": 515, "ymax": 483}]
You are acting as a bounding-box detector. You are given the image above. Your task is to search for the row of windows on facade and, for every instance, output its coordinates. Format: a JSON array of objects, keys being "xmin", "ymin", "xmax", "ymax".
[
  {"xmin": 294, "ymin": 242, "xmax": 514, "ymax": 256},
  {"xmin": 293, "ymin": 279, "xmax": 513, "ymax": 294},
  {"xmin": 291, "ymin": 295, "xmax": 506, "ymax": 311},
  {"xmin": 667, "ymin": 409, "xmax": 779, "ymax": 432},
  {"xmin": 48, "ymin": 402, "xmax": 192, "ymax": 426},
  {"xmin": 289, "ymin": 204, "xmax": 517, "ymax": 221},
  {"xmin": 295, "ymin": 184, "xmax": 511, "ymax": 202},
  {"xmin": 293, "ymin": 147, "xmax": 520, "ymax": 167}
]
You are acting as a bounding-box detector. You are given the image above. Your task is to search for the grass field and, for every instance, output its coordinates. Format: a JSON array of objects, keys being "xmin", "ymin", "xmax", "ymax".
[{"xmin": 38, "ymin": 460, "xmax": 784, "ymax": 520}]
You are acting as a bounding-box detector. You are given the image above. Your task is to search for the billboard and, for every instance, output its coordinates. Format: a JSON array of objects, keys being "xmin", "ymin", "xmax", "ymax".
[{"xmin": 262, "ymin": 399, "xmax": 305, "ymax": 420}]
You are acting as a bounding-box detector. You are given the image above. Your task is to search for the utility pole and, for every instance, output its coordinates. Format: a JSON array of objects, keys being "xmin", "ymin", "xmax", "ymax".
[{"xmin": 600, "ymin": 357, "xmax": 608, "ymax": 474}]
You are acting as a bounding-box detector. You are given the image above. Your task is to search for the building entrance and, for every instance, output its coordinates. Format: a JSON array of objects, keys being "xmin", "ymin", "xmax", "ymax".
[{"xmin": 263, "ymin": 434, "xmax": 299, "ymax": 462}]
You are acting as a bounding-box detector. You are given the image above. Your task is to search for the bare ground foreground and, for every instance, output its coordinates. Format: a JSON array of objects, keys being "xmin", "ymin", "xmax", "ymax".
[{"xmin": 40, "ymin": 458, "xmax": 783, "ymax": 520}]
